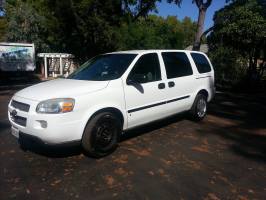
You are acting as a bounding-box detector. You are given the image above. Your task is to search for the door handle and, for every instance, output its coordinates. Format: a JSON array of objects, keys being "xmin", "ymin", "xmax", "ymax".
[
  {"xmin": 158, "ymin": 83, "xmax": 165, "ymax": 89},
  {"xmin": 168, "ymin": 81, "xmax": 175, "ymax": 88}
]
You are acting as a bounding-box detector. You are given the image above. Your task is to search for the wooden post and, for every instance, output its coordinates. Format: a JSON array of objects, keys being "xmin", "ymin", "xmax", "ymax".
[
  {"xmin": 59, "ymin": 55, "xmax": 63, "ymax": 76},
  {"xmin": 44, "ymin": 55, "xmax": 48, "ymax": 79}
]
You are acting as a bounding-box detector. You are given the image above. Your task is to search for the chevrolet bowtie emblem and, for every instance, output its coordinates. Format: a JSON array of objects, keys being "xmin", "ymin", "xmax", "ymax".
[{"xmin": 11, "ymin": 109, "xmax": 17, "ymax": 117}]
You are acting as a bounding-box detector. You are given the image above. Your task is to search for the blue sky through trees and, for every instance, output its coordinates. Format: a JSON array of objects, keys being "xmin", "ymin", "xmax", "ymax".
[{"xmin": 154, "ymin": 0, "xmax": 228, "ymax": 30}]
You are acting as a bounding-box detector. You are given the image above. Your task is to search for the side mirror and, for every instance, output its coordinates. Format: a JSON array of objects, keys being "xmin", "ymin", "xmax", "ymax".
[
  {"xmin": 126, "ymin": 78, "xmax": 135, "ymax": 85},
  {"xmin": 127, "ymin": 74, "xmax": 146, "ymax": 85}
]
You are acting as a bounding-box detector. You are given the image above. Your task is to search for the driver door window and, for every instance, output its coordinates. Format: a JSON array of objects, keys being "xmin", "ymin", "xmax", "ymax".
[{"xmin": 128, "ymin": 53, "xmax": 161, "ymax": 83}]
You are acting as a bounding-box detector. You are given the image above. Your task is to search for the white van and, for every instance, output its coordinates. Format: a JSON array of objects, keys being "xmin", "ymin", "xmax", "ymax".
[{"xmin": 8, "ymin": 50, "xmax": 215, "ymax": 157}]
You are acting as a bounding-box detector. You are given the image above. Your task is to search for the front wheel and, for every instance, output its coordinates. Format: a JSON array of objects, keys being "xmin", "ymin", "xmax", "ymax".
[
  {"xmin": 82, "ymin": 112, "xmax": 122, "ymax": 158},
  {"xmin": 189, "ymin": 94, "xmax": 207, "ymax": 121}
]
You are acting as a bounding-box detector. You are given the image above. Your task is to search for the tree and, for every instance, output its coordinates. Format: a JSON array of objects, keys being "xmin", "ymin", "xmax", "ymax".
[
  {"xmin": 5, "ymin": 0, "xmax": 49, "ymax": 52},
  {"xmin": 118, "ymin": 15, "xmax": 196, "ymax": 50},
  {"xmin": 167, "ymin": 0, "xmax": 212, "ymax": 50},
  {"xmin": 5, "ymin": 0, "xmax": 127, "ymax": 60},
  {"xmin": 208, "ymin": 0, "xmax": 266, "ymax": 88},
  {"xmin": 3, "ymin": 0, "xmax": 198, "ymax": 63},
  {"xmin": 192, "ymin": 0, "xmax": 212, "ymax": 50},
  {"xmin": 122, "ymin": 0, "xmax": 181, "ymax": 21},
  {"xmin": 0, "ymin": 0, "xmax": 5, "ymax": 12},
  {"xmin": 0, "ymin": 16, "xmax": 6, "ymax": 41}
]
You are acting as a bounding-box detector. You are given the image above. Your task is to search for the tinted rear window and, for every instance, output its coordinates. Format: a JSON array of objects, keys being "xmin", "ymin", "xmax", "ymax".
[
  {"xmin": 162, "ymin": 52, "xmax": 193, "ymax": 79},
  {"xmin": 191, "ymin": 53, "xmax": 212, "ymax": 73}
]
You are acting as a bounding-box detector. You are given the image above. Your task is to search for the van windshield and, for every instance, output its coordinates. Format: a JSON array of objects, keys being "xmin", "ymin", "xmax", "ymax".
[{"xmin": 68, "ymin": 54, "xmax": 137, "ymax": 81}]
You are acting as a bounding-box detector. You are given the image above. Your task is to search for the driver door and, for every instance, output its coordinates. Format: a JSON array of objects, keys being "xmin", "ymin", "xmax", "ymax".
[{"xmin": 123, "ymin": 53, "xmax": 168, "ymax": 128}]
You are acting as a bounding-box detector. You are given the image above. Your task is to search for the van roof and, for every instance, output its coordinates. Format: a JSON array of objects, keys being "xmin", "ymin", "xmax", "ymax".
[{"xmin": 107, "ymin": 50, "xmax": 206, "ymax": 55}]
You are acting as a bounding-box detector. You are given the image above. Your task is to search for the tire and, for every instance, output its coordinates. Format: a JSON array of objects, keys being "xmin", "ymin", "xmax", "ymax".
[
  {"xmin": 189, "ymin": 93, "xmax": 208, "ymax": 121},
  {"xmin": 82, "ymin": 112, "xmax": 122, "ymax": 158}
]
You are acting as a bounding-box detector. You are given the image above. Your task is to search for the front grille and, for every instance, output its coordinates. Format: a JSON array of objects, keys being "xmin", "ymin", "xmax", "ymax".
[
  {"xmin": 11, "ymin": 115, "xmax": 27, "ymax": 127},
  {"xmin": 11, "ymin": 100, "xmax": 30, "ymax": 112}
]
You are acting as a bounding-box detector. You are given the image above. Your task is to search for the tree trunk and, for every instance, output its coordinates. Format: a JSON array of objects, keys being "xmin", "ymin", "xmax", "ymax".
[{"xmin": 193, "ymin": 8, "xmax": 206, "ymax": 51}]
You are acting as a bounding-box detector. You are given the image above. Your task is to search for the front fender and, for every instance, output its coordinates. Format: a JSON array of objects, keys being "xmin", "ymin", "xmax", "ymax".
[{"xmin": 79, "ymin": 104, "xmax": 127, "ymax": 138}]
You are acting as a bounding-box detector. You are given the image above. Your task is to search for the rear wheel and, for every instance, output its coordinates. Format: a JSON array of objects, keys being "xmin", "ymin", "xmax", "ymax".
[
  {"xmin": 189, "ymin": 93, "xmax": 207, "ymax": 121},
  {"xmin": 82, "ymin": 112, "xmax": 122, "ymax": 158}
]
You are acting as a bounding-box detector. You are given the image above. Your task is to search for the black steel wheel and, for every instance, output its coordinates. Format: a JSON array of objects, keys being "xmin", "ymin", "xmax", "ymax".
[{"xmin": 82, "ymin": 112, "xmax": 121, "ymax": 158}]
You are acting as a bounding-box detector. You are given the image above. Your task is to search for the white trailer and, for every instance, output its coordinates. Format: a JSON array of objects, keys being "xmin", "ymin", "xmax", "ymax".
[{"xmin": 0, "ymin": 43, "xmax": 35, "ymax": 71}]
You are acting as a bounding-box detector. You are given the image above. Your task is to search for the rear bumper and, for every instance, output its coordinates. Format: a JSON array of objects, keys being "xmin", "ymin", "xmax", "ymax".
[{"xmin": 208, "ymin": 86, "xmax": 216, "ymax": 102}]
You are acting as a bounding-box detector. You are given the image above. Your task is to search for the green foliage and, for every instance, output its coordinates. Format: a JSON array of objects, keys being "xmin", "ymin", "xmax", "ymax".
[
  {"xmin": 5, "ymin": 0, "xmax": 50, "ymax": 52},
  {"xmin": 208, "ymin": 0, "xmax": 266, "ymax": 89},
  {"xmin": 209, "ymin": 47, "xmax": 247, "ymax": 88},
  {"xmin": 117, "ymin": 15, "xmax": 196, "ymax": 50},
  {"xmin": 210, "ymin": 0, "xmax": 266, "ymax": 56},
  {"xmin": 48, "ymin": 0, "xmax": 123, "ymax": 60},
  {"xmin": 5, "ymin": 0, "xmax": 125, "ymax": 60},
  {"xmin": 3, "ymin": 0, "xmax": 196, "ymax": 62},
  {"xmin": 0, "ymin": 17, "xmax": 7, "ymax": 41}
]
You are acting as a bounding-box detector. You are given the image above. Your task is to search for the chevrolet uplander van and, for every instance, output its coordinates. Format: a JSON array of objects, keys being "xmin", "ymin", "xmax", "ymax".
[{"xmin": 8, "ymin": 50, "xmax": 215, "ymax": 157}]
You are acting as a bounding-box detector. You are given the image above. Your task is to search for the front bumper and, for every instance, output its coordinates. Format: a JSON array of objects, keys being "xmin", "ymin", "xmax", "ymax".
[
  {"xmin": 18, "ymin": 131, "xmax": 81, "ymax": 148},
  {"xmin": 8, "ymin": 95, "xmax": 84, "ymax": 145}
]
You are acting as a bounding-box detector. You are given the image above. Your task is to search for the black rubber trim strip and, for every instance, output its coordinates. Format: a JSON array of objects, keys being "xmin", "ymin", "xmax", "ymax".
[
  {"xmin": 128, "ymin": 101, "xmax": 167, "ymax": 113},
  {"xmin": 128, "ymin": 95, "xmax": 190, "ymax": 113},
  {"xmin": 11, "ymin": 100, "xmax": 30, "ymax": 112},
  {"xmin": 166, "ymin": 95, "xmax": 190, "ymax": 104},
  {"xmin": 196, "ymin": 76, "xmax": 212, "ymax": 79}
]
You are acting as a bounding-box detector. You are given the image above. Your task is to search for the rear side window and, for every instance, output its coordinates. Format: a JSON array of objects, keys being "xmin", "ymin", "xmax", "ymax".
[
  {"xmin": 162, "ymin": 52, "xmax": 193, "ymax": 79},
  {"xmin": 191, "ymin": 53, "xmax": 212, "ymax": 73}
]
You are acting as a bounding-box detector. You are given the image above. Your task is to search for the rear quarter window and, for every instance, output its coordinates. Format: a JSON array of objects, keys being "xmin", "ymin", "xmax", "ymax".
[{"xmin": 191, "ymin": 53, "xmax": 212, "ymax": 74}]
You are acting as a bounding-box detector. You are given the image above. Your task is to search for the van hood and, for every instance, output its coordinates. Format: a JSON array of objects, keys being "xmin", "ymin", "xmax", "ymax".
[{"xmin": 15, "ymin": 78, "xmax": 109, "ymax": 101}]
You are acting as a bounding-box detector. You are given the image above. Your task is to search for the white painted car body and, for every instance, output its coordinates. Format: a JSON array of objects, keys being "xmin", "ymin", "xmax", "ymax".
[{"xmin": 8, "ymin": 50, "xmax": 215, "ymax": 145}]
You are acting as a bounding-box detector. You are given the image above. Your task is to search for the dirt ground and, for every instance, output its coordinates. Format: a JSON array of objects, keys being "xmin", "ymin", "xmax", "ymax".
[{"xmin": 0, "ymin": 90, "xmax": 266, "ymax": 200}]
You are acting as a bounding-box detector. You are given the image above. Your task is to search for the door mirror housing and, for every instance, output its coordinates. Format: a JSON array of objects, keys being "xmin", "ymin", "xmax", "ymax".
[
  {"xmin": 126, "ymin": 78, "xmax": 135, "ymax": 85},
  {"xmin": 127, "ymin": 74, "xmax": 146, "ymax": 85}
]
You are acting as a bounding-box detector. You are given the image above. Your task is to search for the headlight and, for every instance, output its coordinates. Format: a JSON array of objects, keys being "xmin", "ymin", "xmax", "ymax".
[{"xmin": 36, "ymin": 98, "xmax": 75, "ymax": 114}]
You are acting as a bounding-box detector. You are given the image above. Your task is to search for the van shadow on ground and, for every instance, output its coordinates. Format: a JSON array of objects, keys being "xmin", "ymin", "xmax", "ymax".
[{"xmin": 17, "ymin": 113, "xmax": 187, "ymax": 159}]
